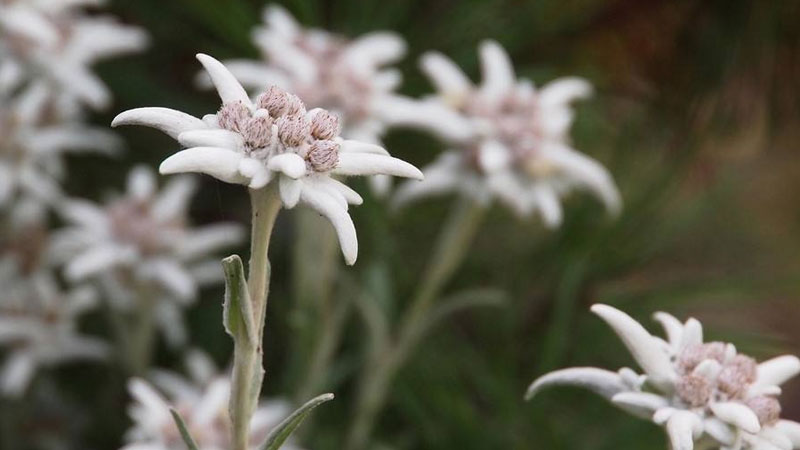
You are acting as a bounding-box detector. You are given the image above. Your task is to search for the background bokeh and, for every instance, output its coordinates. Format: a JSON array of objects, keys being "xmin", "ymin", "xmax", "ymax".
[{"xmin": 8, "ymin": 0, "xmax": 800, "ymax": 449}]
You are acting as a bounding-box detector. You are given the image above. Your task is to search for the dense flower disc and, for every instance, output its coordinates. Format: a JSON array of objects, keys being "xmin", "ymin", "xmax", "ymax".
[
  {"xmin": 393, "ymin": 40, "xmax": 622, "ymax": 228},
  {"xmin": 113, "ymin": 54, "xmax": 424, "ymax": 265},
  {"xmin": 527, "ymin": 304, "xmax": 800, "ymax": 450}
]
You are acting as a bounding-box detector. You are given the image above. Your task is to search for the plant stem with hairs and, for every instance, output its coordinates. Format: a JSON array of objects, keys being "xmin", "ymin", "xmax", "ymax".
[
  {"xmin": 229, "ymin": 187, "xmax": 282, "ymax": 450},
  {"xmin": 346, "ymin": 198, "xmax": 486, "ymax": 450}
]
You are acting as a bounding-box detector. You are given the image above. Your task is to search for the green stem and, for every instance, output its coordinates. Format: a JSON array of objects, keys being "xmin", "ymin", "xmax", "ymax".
[
  {"xmin": 345, "ymin": 198, "xmax": 485, "ymax": 450},
  {"xmin": 288, "ymin": 209, "xmax": 340, "ymax": 402},
  {"xmin": 231, "ymin": 187, "xmax": 282, "ymax": 450},
  {"xmin": 536, "ymin": 256, "xmax": 588, "ymax": 373},
  {"xmin": 295, "ymin": 297, "xmax": 350, "ymax": 402},
  {"xmin": 129, "ymin": 283, "xmax": 156, "ymax": 375}
]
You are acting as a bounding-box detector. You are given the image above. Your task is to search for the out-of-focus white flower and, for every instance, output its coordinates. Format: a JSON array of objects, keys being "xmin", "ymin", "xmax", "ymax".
[
  {"xmin": 50, "ymin": 166, "xmax": 244, "ymax": 346},
  {"xmin": 527, "ymin": 304, "xmax": 800, "ymax": 450},
  {"xmin": 0, "ymin": 83, "xmax": 120, "ymax": 225},
  {"xmin": 0, "ymin": 0, "xmax": 148, "ymax": 114},
  {"xmin": 393, "ymin": 40, "xmax": 621, "ymax": 228},
  {"xmin": 113, "ymin": 54, "xmax": 423, "ymax": 265},
  {"xmin": 0, "ymin": 257, "xmax": 108, "ymax": 397},
  {"xmin": 122, "ymin": 350, "xmax": 300, "ymax": 450},
  {"xmin": 213, "ymin": 5, "xmax": 418, "ymax": 196}
]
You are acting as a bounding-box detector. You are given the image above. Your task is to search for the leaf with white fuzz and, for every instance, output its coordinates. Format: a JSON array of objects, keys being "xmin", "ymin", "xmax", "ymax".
[
  {"xmin": 338, "ymin": 140, "xmax": 390, "ymax": 156},
  {"xmin": 159, "ymin": 147, "xmax": 245, "ymax": 184},
  {"xmin": 611, "ymin": 392, "xmax": 669, "ymax": 418},
  {"xmin": 590, "ymin": 304, "xmax": 676, "ymax": 392},
  {"xmin": 196, "ymin": 53, "xmax": 251, "ymax": 106},
  {"xmin": 710, "ymin": 402, "xmax": 761, "ymax": 433},
  {"xmin": 680, "ymin": 318, "xmax": 703, "ymax": 350},
  {"xmin": 112, "ymin": 107, "xmax": 207, "ymax": 139},
  {"xmin": 178, "ymin": 129, "xmax": 243, "ymax": 149},
  {"xmin": 267, "ymin": 153, "xmax": 306, "ymax": 179},
  {"xmin": 653, "ymin": 311, "xmax": 684, "ymax": 350},
  {"xmin": 333, "ymin": 153, "xmax": 424, "ymax": 179},
  {"xmin": 222, "ymin": 255, "xmax": 256, "ymax": 346},
  {"xmin": 279, "ymin": 177, "xmax": 302, "ymax": 208},
  {"xmin": 525, "ymin": 367, "xmax": 628, "ymax": 401},
  {"xmin": 666, "ymin": 411, "xmax": 702, "ymax": 450},
  {"xmin": 776, "ymin": 420, "xmax": 800, "ymax": 447},
  {"xmin": 300, "ymin": 188, "xmax": 357, "ymax": 265},
  {"xmin": 259, "ymin": 393, "xmax": 334, "ymax": 450},
  {"xmin": 756, "ymin": 356, "xmax": 800, "ymax": 387}
]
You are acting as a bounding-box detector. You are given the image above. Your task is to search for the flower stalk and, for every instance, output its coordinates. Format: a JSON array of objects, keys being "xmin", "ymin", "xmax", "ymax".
[
  {"xmin": 346, "ymin": 197, "xmax": 485, "ymax": 450},
  {"xmin": 228, "ymin": 187, "xmax": 282, "ymax": 450}
]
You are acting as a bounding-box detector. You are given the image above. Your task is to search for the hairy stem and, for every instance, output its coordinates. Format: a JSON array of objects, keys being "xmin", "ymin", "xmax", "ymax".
[
  {"xmin": 231, "ymin": 187, "xmax": 282, "ymax": 450},
  {"xmin": 346, "ymin": 198, "xmax": 485, "ymax": 450}
]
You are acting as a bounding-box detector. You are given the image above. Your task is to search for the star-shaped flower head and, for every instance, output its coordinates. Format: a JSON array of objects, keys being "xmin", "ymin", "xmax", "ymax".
[
  {"xmin": 113, "ymin": 54, "xmax": 423, "ymax": 265},
  {"xmin": 0, "ymin": 257, "xmax": 108, "ymax": 397},
  {"xmin": 0, "ymin": 0, "xmax": 148, "ymax": 114},
  {"xmin": 393, "ymin": 40, "xmax": 621, "ymax": 228},
  {"xmin": 122, "ymin": 350, "xmax": 300, "ymax": 450},
  {"xmin": 527, "ymin": 304, "xmax": 800, "ymax": 450},
  {"xmin": 0, "ymin": 82, "xmax": 120, "ymax": 226},
  {"xmin": 50, "ymin": 166, "xmax": 243, "ymax": 346}
]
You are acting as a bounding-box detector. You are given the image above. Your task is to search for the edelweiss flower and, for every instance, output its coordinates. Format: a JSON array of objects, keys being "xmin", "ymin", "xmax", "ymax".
[
  {"xmin": 527, "ymin": 304, "xmax": 800, "ymax": 450},
  {"xmin": 393, "ymin": 40, "xmax": 621, "ymax": 228},
  {"xmin": 50, "ymin": 166, "xmax": 243, "ymax": 345},
  {"xmin": 0, "ymin": 257, "xmax": 108, "ymax": 397},
  {"xmin": 123, "ymin": 350, "xmax": 299, "ymax": 450},
  {"xmin": 213, "ymin": 5, "xmax": 421, "ymax": 195},
  {"xmin": 113, "ymin": 54, "xmax": 423, "ymax": 264},
  {"xmin": 0, "ymin": 83, "xmax": 120, "ymax": 225},
  {"xmin": 0, "ymin": 0, "xmax": 148, "ymax": 113}
]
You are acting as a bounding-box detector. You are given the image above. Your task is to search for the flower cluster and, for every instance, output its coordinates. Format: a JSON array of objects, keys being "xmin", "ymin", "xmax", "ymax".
[
  {"xmin": 0, "ymin": 256, "xmax": 108, "ymax": 397},
  {"xmin": 527, "ymin": 304, "xmax": 800, "ymax": 450},
  {"xmin": 114, "ymin": 54, "xmax": 423, "ymax": 265},
  {"xmin": 50, "ymin": 166, "xmax": 244, "ymax": 346},
  {"xmin": 0, "ymin": 0, "xmax": 148, "ymax": 114},
  {"xmin": 394, "ymin": 41, "xmax": 621, "ymax": 227},
  {"xmin": 123, "ymin": 350, "xmax": 299, "ymax": 450}
]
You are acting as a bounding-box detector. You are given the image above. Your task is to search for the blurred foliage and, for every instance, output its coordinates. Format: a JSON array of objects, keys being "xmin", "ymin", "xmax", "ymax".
[{"xmin": 16, "ymin": 0, "xmax": 800, "ymax": 449}]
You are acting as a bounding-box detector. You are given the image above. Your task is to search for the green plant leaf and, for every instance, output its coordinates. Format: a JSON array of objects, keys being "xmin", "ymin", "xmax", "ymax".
[
  {"xmin": 222, "ymin": 255, "xmax": 256, "ymax": 345},
  {"xmin": 170, "ymin": 409, "xmax": 200, "ymax": 450},
  {"xmin": 259, "ymin": 393, "xmax": 335, "ymax": 450}
]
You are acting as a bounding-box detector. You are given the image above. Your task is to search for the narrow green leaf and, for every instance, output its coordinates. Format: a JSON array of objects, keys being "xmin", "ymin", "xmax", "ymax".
[
  {"xmin": 170, "ymin": 409, "xmax": 200, "ymax": 450},
  {"xmin": 260, "ymin": 393, "xmax": 335, "ymax": 450},
  {"xmin": 222, "ymin": 255, "xmax": 256, "ymax": 345}
]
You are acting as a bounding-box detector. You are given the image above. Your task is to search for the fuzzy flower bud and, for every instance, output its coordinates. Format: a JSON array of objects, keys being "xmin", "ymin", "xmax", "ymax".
[
  {"xmin": 241, "ymin": 115, "xmax": 273, "ymax": 150},
  {"xmin": 285, "ymin": 92, "xmax": 306, "ymax": 116},
  {"xmin": 718, "ymin": 355, "xmax": 758, "ymax": 397},
  {"xmin": 306, "ymin": 140, "xmax": 340, "ymax": 172},
  {"xmin": 277, "ymin": 115, "xmax": 310, "ymax": 147},
  {"xmin": 310, "ymin": 110, "xmax": 340, "ymax": 140},
  {"xmin": 676, "ymin": 374, "xmax": 713, "ymax": 408},
  {"xmin": 746, "ymin": 396, "xmax": 781, "ymax": 426},
  {"xmin": 217, "ymin": 101, "xmax": 251, "ymax": 133},
  {"xmin": 678, "ymin": 342, "xmax": 727, "ymax": 373},
  {"xmin": 257, "ymin": 86, "xmax": 290, "ymax": 117}
]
